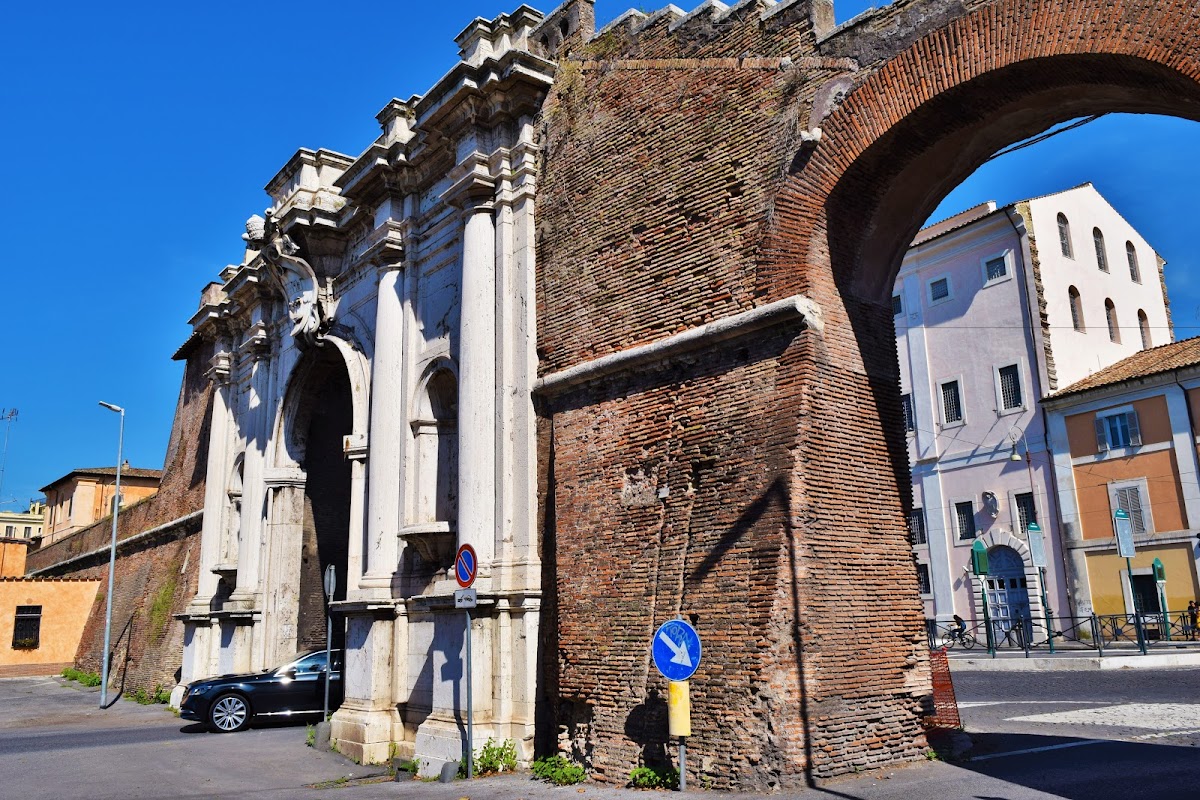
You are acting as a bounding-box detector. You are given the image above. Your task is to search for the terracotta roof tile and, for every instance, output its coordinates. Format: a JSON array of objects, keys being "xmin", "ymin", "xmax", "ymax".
[{"xmin": 1051, "ymin": 337, "xmax": 1200, "ymax": 398}]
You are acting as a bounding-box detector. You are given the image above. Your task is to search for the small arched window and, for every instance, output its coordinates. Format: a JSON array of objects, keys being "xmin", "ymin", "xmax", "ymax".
[
  {"xmin": 1093, "ymin": 228, "xmax": 1108, "ymax": 272},
  {"xmin": 1069, "ymin": 286, "xmax": 1084, "ymax": 331},
  {"xmin": 1105, "ymin": 299, "xmax": 1120, "ymax": 343},
  {"xmin": 1058, "ymin": 213, "xmax": 1073, "ymax": 258},
  {"xmin": 1138, "ymin": 310, "xmax": 1151, "ymax": 349},
  {"xmin": 1126, "ymin": 241, "xmax": 1141, "ymax": 283}
]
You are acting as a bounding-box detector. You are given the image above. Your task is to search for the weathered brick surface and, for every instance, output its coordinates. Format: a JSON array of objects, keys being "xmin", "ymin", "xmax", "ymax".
[
  {"xmin": 537, "ymin": 0, "xmax": 1200, "ymax": 788},
  {"xmin": 27, "ymin": 338, "xmax": 213, "ymax": 696}
]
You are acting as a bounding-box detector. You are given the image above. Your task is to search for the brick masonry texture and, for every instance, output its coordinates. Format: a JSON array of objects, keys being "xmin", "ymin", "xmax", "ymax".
[
  {"xmin": 536, "ymin": 0, "xmax": 1200, "ymax": 788},
  {"xmin": 27, "ymin": 339, "xmax": 213, "ymax": 696}
]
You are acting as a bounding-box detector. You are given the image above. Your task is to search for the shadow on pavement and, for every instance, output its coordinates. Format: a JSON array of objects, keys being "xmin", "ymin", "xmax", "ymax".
[{"xmin": 954, "ymin": 732, "xmax": 1199, "ymax": 800}]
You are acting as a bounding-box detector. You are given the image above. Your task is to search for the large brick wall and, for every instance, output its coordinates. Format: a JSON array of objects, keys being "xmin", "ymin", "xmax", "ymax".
[
  {"xmin": 27, "ymin": 337, "xmax": 213, "ymax": 697},
  {"xmin": 536, "ymin": 0, "xmax": 1200, "ymax": 787}
]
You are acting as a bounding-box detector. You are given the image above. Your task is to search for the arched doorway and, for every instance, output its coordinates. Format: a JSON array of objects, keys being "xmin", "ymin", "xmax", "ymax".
[{"xmin": 984, "ymin": 545, "xmax": 1031, "ymax": 645}]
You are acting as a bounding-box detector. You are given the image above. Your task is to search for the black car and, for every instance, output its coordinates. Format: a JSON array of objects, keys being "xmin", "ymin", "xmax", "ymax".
[{"xmin": 180, "ymin": 649, "xmax": 343, "ymax": 732}]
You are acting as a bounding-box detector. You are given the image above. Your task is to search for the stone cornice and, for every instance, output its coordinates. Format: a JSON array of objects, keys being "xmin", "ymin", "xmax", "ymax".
[
  {"xmin": 351, "ymin": 219, "xmax": 407, "ymax": 269},
  {"xmin": 535, "ymin": 295, "xmax": 824, "ymax": 396}
]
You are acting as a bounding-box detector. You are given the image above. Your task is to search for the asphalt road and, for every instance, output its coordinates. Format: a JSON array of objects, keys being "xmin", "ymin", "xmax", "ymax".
[{"xmin": 1, "ymin": 668, "xmax": 1198, "ymax": 799}]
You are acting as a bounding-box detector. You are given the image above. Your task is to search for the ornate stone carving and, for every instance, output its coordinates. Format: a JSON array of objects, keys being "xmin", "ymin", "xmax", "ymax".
[{"xmin": 243, "ymin": 213, "xmax": 331, "ymax": 348}]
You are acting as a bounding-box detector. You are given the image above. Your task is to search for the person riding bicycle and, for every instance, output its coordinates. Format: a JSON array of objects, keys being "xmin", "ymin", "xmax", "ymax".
[{"xmin": 952, "ymin": 614, "xmax": 967, "ymax": 639}]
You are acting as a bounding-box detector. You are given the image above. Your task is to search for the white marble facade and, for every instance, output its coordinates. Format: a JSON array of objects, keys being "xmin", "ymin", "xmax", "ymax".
[{"xmin": 177, "ymin": 6, "xmax": 558, "ymax": 769}]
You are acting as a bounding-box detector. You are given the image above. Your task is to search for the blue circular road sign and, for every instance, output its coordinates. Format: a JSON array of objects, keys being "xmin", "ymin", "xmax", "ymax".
[
  {"xmin": 455, "ymin": 544, "xmax": 478, "ymax": 588},
  {"xmin": 652, "ymin": 619, "xmax": 701, "ymax": 682}
]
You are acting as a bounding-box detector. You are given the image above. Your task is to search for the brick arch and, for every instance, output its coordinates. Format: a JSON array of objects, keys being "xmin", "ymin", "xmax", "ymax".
[{"xmin": 769, "ymin": 0, "xmax": 1200, "ymax": 305}]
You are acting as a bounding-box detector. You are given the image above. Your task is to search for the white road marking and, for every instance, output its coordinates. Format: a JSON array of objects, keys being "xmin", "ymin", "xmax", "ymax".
[
  {"xmin": 970, "ymin": 739, "xmax": 1108, "ymax": 761},
  {"xmin": 1007, "ymin": 703, "xmax": 1200, "ymax": 731},
  {"xmin": 958, "ymin": 701, "xmax": 1108, "ymax": 708}
]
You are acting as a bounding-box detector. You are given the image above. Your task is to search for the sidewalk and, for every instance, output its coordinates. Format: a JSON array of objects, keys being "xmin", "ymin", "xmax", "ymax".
[{"xmin": 947, "ymin": 642, "xmax": 1200, "ymax": 671}]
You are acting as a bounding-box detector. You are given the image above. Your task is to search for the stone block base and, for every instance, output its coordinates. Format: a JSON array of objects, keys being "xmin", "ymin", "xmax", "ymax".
[{"xmin": 331, "ymin": 702, "xmax": 399, "ymax": 765}]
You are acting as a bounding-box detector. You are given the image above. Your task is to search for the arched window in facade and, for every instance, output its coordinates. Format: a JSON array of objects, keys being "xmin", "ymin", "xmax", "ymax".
[
  {"xmin": 1093, "ymin": 228, "xmax": 1108, "ymax": 272},
  {"xmin": 1105, "ymin": 299, "xmax": 1120, "ymax": 343},
  {"xmin": 1138, "ymin": 309, "xmax": 1151, "ymax": 349},
  {"xmin": 1126, "ymin": 241, "xmax": 1141, "ymax": 283},
  {"xmin": 1069, "ymin": 286, "xmax": 1084, "ymax": 331},
  {"xmin": 1058, "ymin": 213, "xmax": 1073, "ymax": 258},
  {"xmin": 412, "ymin": 368, "xmax": 459, "ymax": 525}
]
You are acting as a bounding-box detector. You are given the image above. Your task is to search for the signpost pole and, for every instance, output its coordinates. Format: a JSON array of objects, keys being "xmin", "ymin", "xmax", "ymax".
[
  {"xmin": 1040, "ymin": 566, "xmax": 1055, "ymax": 654},
  {"xmin": 466, "ymin": 607, "xmax": 473, "ymax": 779},
  {"xmin": 1127, "ymin": 557, "xmax": 1146, "ymax": 655},
  {"xmin": 1113, "ymin": 509, "xmax": 1145, "ymax": 655},
  {"xmin": 323, "ymin": 564, "xmax": 336, "ymax": 723},
  {"xmin": 653, "ymin": 619, "xmax": 701, "ymax": 792}
]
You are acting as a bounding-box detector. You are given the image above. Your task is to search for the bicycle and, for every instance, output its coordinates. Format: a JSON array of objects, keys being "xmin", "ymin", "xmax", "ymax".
[{"xmin": 940, "ymin": 627, "xmax": 977, "ymax": 650}]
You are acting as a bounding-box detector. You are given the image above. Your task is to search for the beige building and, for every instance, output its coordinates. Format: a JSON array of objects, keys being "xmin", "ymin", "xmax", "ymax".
[
  {"xmin": 39, "ymin": 466, "xmax": 161, "ymax": 545},
  {"xmin": 1045, "ymin": 337, "xmax": 1200, "ymax": 617},
  {"xmin": 0, "ymin": 538, "xmax": 100, "ymax": 677},
  {"xmin": 0, "ymin": 500, "xmax": 46, "ymax": 541}
]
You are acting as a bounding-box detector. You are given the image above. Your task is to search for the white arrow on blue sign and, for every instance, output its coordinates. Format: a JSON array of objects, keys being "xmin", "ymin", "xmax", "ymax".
[{"xmin": 652, "ymin": 619, "xmax": 702, "ymax": 682}]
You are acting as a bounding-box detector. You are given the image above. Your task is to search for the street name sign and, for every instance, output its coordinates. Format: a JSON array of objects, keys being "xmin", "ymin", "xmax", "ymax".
[
  {"xmin": 1114, "ymin": 509, "xmax": 1136, "ymax": 558},
  {"xmin": 1027, "ymin": 522, "xmax": 1047, "ymax": 568},
  {"xmin": 652, "ymin": 619, "xmax": 702, "ymax": 682},
  {"xmin": 455, "ymin": 543, "xmax": 478, "ymax": 588}
]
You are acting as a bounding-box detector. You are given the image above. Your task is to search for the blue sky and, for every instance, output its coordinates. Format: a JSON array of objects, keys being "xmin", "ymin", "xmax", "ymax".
[{"xmin": 2, "ymin": 0, "xmax": 1198, "ymax": 509}]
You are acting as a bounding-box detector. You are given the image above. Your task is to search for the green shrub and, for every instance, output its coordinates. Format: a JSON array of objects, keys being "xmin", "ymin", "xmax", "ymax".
[
  {"xmin": 475, "ymin": 738, "xmax": 518, "ymax": 775},
  {"xmin": 61, "ymin": 667, "xmax": 102, "ymax": 687},
  {"xmin": 126, "ymin": 684, "xmax": 171, "ymax": 705},
  {"xmin": 629, "ymin": 765, "xmax": 679, "ymax": 790},
  {"xmin": 531, "ymin": 755, "xmax": 587, "ymax": 785},
  {"xmin": 306, "ymin": 724, "xmax": 317, "ymax": 748}
]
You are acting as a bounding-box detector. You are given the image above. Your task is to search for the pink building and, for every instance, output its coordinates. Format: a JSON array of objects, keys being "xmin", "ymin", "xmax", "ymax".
[{"xmin": 894, "ymin": 184, "xmax": 1172, "ymax": 631}]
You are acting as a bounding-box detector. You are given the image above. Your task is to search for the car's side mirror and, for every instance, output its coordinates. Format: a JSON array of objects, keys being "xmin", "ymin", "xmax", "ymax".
[{"xmin": 281, "ymin": 668, "xmax": 296, "ymax": 679}]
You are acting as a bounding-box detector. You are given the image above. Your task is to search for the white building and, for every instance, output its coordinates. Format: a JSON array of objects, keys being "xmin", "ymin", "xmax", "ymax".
[
  {"xmin": 893, "ymin": 183, "xmax": 1172, "ymax": 631},
  {"xmin": 175, "ymin": 5, "xmax": 578, "ymax": 771}
]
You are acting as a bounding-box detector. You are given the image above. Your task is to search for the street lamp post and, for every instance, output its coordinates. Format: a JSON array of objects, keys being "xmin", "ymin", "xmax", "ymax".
[
  {"xmin": 1010, "ymin": 430, "xmax": 1055, "ymax": 653},
  {"xmin": 98, "ymin": 401, "xmax": 124, "ymax": 708}
]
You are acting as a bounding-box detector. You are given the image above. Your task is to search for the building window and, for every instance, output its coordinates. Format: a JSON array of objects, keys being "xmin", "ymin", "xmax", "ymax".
[
  {"xmin": 1069, "ymin": 286, "xmax": 1084, "ymax": 332},
  {"xmin": 1096, "ymin": 410, "xmax": 1142, "ymax": 451},
  {"xmin": 955, "ymin": 501, "xmax": 976, "ymax": 540},
  {"xmin": 1015, "ymin": 492, "xmax": 1038, "ymax": 534},
  {"xmin": 929, "ymin": 277, "xmax": 950, "ymax": 303},
  {"xmin": 901, "ymin": 394, "xmax": 916, "ymax": 432},
  {"xmin": 908, "ymin": 508, "xmax": 927, "ymax": 545},
  {"xmin": 3, "ymin": 525, "xmax": 13, "ymax": 537},
  {"xmin": 23, "ymin": 526, "xmax": 31, "ymax": 538},
  {"xmin": 916, "ymin": 563, "xmax": 932, "ymax": 595},
  {"xmin": 998, "ymin": 364, "xmax": 1023, "ymax": 411},
  {"xmin": 1093, "ymin": 227, "xmax": 1108, "ymax": 272},
  {"xmin": 1110, "ymin": 482, "xmax": 1149, "ymax": 535},
  {"xmin": 1138, "ymin": 310, "xmax": 1151, "ymax": 349},
  {"xmin": 1058, "ymin": 213, "xmax": 1073, "ymax": 258},
  {"xmin": 940, "ymin": 380, "xmax": 963, "ymax": 425},
  {"xmin": 892, "ymin": 294, "xmax": 903, "ymax": 316},
  {"xmin": 12, "ymin": 606, "xmax": 41, "ymax": 650},
  {"xmin": 984, "ymin": 255, "xmax": 1008, "ymax": 283},
  {"xmin": 1126, "ymin": 241, "xmax": 1141, "ymax": 283},
  {"xmin": 1105, "ymin": 299, "xmax": 1120, "ymax": 343}
]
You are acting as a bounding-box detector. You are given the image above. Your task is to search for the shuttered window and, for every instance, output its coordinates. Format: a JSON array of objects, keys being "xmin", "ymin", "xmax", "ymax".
[
  {"xmin": 1095, "ymin": 411, "xmax": 1142, "ymax": 450},
  {"xmin": 1113, "ymin": 485, "xmax": 1147, "ymax": 535}
]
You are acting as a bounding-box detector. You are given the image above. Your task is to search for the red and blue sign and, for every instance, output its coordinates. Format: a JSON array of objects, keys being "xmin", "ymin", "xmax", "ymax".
[{"xmin": 455, "ymin": 544, "xmax": 478, "ymax": 588}]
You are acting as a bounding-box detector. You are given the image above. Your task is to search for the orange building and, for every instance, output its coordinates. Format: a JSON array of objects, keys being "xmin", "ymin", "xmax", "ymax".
[
  {"xmin": 39, "ymin": 465, "xmax": 162, "ymax": 546},
  {"xmin": 0, "ymin": 537, "xmax": 101, "ymax": 677},
  {"xmin": 1045, "ymin": 338, "xmax": 1200, "ymax": 617}
]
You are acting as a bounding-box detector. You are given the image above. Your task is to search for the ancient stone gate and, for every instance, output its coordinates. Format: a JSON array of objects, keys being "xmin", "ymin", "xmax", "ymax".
[{"xmin": 533, "ymin": 0, "xmax": 1200, "ymax": 788}]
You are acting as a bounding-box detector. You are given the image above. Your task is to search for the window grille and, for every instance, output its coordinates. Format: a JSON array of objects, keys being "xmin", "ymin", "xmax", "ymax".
[
  {"xmin": 916, "ymin": 563, "xmax": 932, "ymax": 595},
  {"xmin": 930, "ymin": 278, "xmax": 950, "ymax": 302},
  {"xmin": 941, "ymin": 381, "xmax": 963, "ymax": 424},
  {"xmin": 1015, "ymin": 492, "xmax": 1037, "ymax": 533},
  {"xmin": 1094, "ymin": 228, "xmax": 1108, "ymax": 272},
  {"xmin": 908, "ymin": 509, "xmax": 927, "ymax": 545},
  {"xmin": 901, "ymin": 394, "xmax": 916, "ymax": 432},
  {"xmin": 985, "ymin": 256, "xmax": 1007, "ymax": 282},
  {"xmin": 1138, "ymin": 310, "xmax": 1151, "ymax": 349},
  {"xmin": 1105, "ymin": 299, "xmax": 1120, "ymax": 343},
  {"xmin": 998, "ymin": 365, "xmax": 1022, "ymax": 410},
  {"xmin": 1058, "ymin": 213, "xmax": 1073, "ymax": 258},
  {"xmin": 1126, "ymin": 241, "xmax": 1140, "ymax": 282},
  {"xmin": 12, "ymin": 606, "xmax": 41, "ymax": 650},
  {"xmin": 892, "ymin": 294, "xmax": 903, "ymax": 316},
  {"xmin": 1069, "ymin": 286, "xmax": 1084, "ymax": 331},
  {"xmin": 955, "ymin": 501, "xmax": 976, "ymax": 540}
]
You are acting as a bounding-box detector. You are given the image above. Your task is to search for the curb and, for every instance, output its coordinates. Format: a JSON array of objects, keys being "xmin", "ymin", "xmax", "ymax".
[{"xmin": 948, "ymin": 652, "xmax": 1200, "ymax": 671}]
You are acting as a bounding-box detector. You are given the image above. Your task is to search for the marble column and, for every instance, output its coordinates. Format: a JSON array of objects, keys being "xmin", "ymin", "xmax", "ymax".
[
  {"xmin": 362, "ymin": 264, "xmax": 405, "ymax": 593},
  {"xmin": 458, "ymin": 199, "xmax": 497, "ymax": 568},
  {"xmin": 230, "ymin": 333, "xmax": 272, "ymax": 613},
  {"xmin": 188, "ymin": 347, "xmax": 233, "ymax": 612}
]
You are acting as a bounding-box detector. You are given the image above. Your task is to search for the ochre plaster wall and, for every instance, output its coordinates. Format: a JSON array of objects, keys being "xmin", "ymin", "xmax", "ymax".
[
  {"xmin": 1084, "ymin": 544, "xmax": 1199, "ymax": 615},
  {"xmin": 1064, "ymin": 396, "xmax": 1171, "ymax": 458},
  {"xmin": 1072, "ymin": 449, "xmax": 1186, "ymax": 539},
  {"xmin": 0, "ymin": 579, "xmax": 101, "ymax": 675}
]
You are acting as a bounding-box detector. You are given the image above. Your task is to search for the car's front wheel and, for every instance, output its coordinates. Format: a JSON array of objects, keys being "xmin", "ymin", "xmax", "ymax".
[{"xmin": 208, "ymin": 693, "xmax": 250, "ymax": 733}]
